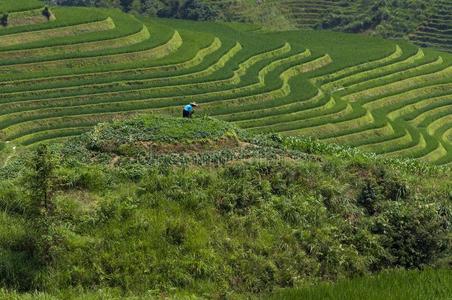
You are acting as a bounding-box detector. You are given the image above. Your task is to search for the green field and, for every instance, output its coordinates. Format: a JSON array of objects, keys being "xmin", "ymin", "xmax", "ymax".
[
  {"xmin": 270, "ymin": 269, "xmax": 452, "ymax": 300},
  {"xmin": 0, "ymin": 0, "xmax": 451, "ymax": 166},
  {"xmin": 0, "ymin": 0, "xmax": 43, "ymax": 13}
]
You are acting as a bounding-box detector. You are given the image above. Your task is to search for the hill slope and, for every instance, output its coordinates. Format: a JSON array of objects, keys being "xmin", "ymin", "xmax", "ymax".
[
  {"xmin": 0, "ymin": 0, "xmax": 451, "ymax": 165},
  {"xmin": 0, "ymin": 115, "xmax": 450, "ymax": 298}
]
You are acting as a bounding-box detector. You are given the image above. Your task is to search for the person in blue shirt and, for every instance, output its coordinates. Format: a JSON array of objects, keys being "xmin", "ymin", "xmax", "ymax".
[{"xmin": 182, "ymin": 102, "xmax": 198, "ymax": 118}]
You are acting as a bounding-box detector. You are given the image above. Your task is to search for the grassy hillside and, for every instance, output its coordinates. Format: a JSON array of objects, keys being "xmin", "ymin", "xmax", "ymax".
[
  {"xmin": 0, "ymin": 115, "xmax": 450, "ymax": 298},
  {"xmin": 0, "ymin": 0, "xmax": 451, "ymax": 166}
]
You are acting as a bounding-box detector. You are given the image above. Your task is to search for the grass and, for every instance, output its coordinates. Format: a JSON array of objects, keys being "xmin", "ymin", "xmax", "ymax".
[
  {"xmin": 0, "ymin": 0, "xmax": 42, "ymax": 13},
  {"xmin": 0, "ymin": 16, "xmax": 115, "ymax": 47},
  {"xmin": 0, "ymin": 114, "xmax": 449, "ymax": 298},
  {"xmin": 269, "ymin": 269, "xmax": 452, "ymax": 300}
]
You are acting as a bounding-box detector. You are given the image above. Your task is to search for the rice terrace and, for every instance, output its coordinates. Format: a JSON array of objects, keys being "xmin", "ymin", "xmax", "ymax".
[
  {"xmin": 0, "ymin": 0, "xmax": 450, "ymax": 164},
  {"xmin": 0, "ymin": 0, "xmax": 451, "ymax": 299}
]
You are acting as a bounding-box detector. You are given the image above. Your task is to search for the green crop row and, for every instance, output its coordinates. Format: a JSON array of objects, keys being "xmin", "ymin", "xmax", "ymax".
[
  {"xmin": 418, "ymin": 140, "xmax": 448, "ymax": 163},
  {"xmin": 16, "ymin": 127, "xmax": 91, "ymax": 146},
  {"xmin": 322, "ymin": 48, "xmax": 425, "ymax": 92},
  {"xmin": 311, "ymin": 45, "xmax": 402, "ymax": 85},
  {"xmin": 0, "ymin": 0, "xmax": 42, "ymax": 13},
  {"xmin": 323, "ymin": 122, "xmax": 395, "ymax": 146},
  {"xmin": 338, "ymin": 118, "xmax": 410, "ymax": 149},
  {"xmin": 363, "ymin": 82, "xmax": 452, "ymax": 112},
  {"xmin": 225, "ymin": 88, "xmax": 325, "ymax": 122},
  {"xmin": 201, "ymin": 55, "xmax": 333, "ymax": 113},
  {"xmin": 388, "ymin": 94, "xmax": 452, "ymax": 121},
  {"xmin": 217, "ymin": 86, "xmax": 323, "ymax": 122},
  {"xmin": 238, "ymin": 96, "xmax": 336, "ymax": 129},
  {"xmin": 282, "ymin": 108, "xmax": 373, "ymax": 138},
  {"xmin": 0, "ymin": 40, "xmax": 240, "ymax": 106},
  {"xmin": 384, "ymin": 131, "xmax": 427, "ymax": 158},
  {"xmin": 0, "ymin": 17, "xmax": 115, "ymax": 47},
  {"xmin": 0, "ymin": 25, "xmax": 150, "ymax": 61},
  {"xmin": 427, "ymin": 114, "xmax": 452, "ymax": 137},
  {"xmin": 253, "ymin": 100, "xmax": 352, "ymax": 134},
  {"xmin": 443, "ymin": 127, "xmax": 452, "ymax": 143},
  {"xmin": 2, "ymin": 113, "xmax": 134, "ymax": 141},
  {"xmin": 0, "ymin": 30, "xmax": 216, "ymax": 90},
  {"xmin": 346, "ymin": 66, "xmax": 452, "ymax": 103},
  {"xmin": 342, "ymin": 55, "xmax": 443, "ymax": 97},
  {"xmin": 359, "ymin": 128, "xmax": 413, "ymax": 154},
  {"xmin": 0, "ymin": 45, "xmax": 301, "ymax": 111},
  {"xmin": 0, "ymin": 30, "xmax": 182, "ymax": 74},
  {"xmin": 0, "ymin": 8, "xmax": 144, "ymax": 53},
  {"xmin": 6, "ymin": 7, "xmax": 54, "ymax": 28},
  {"xmin": 0, "ymin": 37, "xmax": 223, "ymax": 100}
]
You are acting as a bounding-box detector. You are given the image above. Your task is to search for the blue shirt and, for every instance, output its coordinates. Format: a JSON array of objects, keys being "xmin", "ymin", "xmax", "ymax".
[{"xmin": 183, "ymin": 104, "xmax": 193, "ymax": 112}]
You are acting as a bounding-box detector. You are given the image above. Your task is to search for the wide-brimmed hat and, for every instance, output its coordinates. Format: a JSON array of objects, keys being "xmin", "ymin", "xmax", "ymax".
[{"xmin": 190, "ymin": 102, "xmax": 199, "ymax": 107}]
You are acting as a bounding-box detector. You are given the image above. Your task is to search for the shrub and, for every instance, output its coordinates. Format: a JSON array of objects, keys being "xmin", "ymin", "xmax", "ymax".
[
  {"xmin": 165, "ymin": 220, "xmax": 187, "ymax": 246},
  {"xmin": 358, "ymin": 181, "xmax": 378, "ymax": 215},
  {"xmin": 375, "ymin": 202, "xmax": 449, "ymax": 268},
  {"xmin": 0, "ymin": 181, "xmax": 26, "ymax": 214}
]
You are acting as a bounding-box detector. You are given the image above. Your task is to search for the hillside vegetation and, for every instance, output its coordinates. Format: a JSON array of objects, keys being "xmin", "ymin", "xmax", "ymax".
[
  {"xmin": 0, "ymin": 0, "xmax": 451, "ymax": 165},
  {"xmin": 203, "ymin": 0, "xmax": 452, "ymax": 52},
  {"xmin": 0, "ymin": 115, "xmax": 450, "ymax": 298},
  {"xmin": 51, "ymin": 0, "xmax": 452, "ymax": 52}
]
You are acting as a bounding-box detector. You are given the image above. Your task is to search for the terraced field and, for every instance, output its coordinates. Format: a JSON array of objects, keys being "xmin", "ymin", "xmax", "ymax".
[
  {"xmin": 0, "ymin": 0, "xmax": 54, "ymax": 28},
  {"xmin": 277, "ymin": 0, "xmax": 345, "ymax": 28},
  {"xmin": 0, "ymin": 0, "xmax": 451, "ymax": 165},
  {"xmin": 409, "ymin": 0, "xmax": 452, "ymax": 53}
]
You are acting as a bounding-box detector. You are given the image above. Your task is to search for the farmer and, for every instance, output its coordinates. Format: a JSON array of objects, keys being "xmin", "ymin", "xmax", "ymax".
[{"xmin": 182, "ymin": 102, "xmax": 198, "ymax": 118}]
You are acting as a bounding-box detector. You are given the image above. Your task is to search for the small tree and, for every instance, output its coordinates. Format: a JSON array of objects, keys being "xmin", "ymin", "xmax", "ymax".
[
  {"xmin": 358, "ymin": 181, "xmax": 377, "ymax": 215},
  {"xmin": 29, "ymin": 144, "xmax": 54, "ymax": 215},
  {"xmin": 26, "ymin": 144, "xmax": 61, "ymax": 267}
]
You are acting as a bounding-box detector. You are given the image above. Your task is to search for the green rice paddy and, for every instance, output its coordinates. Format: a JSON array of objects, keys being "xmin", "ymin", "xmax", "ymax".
[
  {"xmin": 0, "ymin": 0, "xmax": 451, "ymax": 165},
  {"xmin": 269, "ymin": 269, "xmax": 452, "ymax": 300}
]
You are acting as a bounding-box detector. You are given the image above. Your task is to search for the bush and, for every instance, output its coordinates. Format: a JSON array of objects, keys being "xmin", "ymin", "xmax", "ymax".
[{"xmin": 375, "ymin": 202, "xmax": 449, "ymax": 268}]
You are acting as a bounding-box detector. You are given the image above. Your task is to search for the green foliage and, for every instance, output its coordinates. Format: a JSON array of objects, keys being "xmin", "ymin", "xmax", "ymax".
[
  {"xmin": 0, "ymin": 0, "xmax": 451, "ymax": 296},
  {"xmin": 55, "ymin": 0, "xmax": 220, "ymax": 21},
  {"xmin": 375, "ymin": 201, "xmax": 449, "ymax": 268},
  {"xmin": 26, "ymin": 145, "xmax": 55, "ymax": 215},
  {"xmin": 358, "ymin": 181, "xmax": 378, "ymax": 215},
  {"xmin": 0, "ymin": 115, "xmax": 450, "ymax": 297},
  {"xmin": 86, "ymin": 115, "xmax": 238, "ymax": 151}
]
